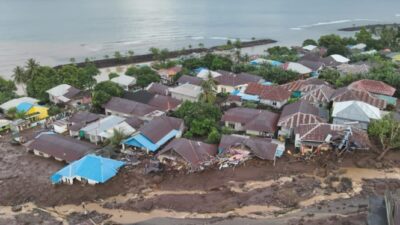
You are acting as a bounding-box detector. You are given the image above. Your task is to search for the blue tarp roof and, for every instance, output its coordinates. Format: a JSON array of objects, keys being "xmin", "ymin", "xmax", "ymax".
[
  {"xmin": 194, "ymin": 67, "xmax": 207, "ymax": 74},
  {"xmin": 123, "ymin": 130, "xmax": 179, "ymax": 152},
  {"xmin": 16, "ymin": 102, "xmax": 34, "ymax": 112},
  {"xmin": 50, "ymin": 154, "xmax": 125, "ymax": 184},
  {"xmin": 231, "ymin": 90, "xmax": 260, "ymax": 102}
]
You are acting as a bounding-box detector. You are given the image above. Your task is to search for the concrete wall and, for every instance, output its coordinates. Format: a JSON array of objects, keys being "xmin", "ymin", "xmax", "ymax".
[
  {"xmin": 170, "ymin": 92, "xmax": 198, "ymax": 102},
  {"xmin": 333, "ymin": 117, "xmax": 368, "ymax": 130},
  {"xmin": 260, "ymin": 99, "xmax": 287, "ymax": 109}
]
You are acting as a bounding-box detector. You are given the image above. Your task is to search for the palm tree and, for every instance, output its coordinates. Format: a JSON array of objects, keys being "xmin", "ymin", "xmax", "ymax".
[
  {"xmin": 110, "ymin": 128, "xmax": 126, "ymax": 147},
  {"xmin": 12, "ymin": 66, "xmax": 26, "ymax": 84},
  {"xmin": 25, "ymin": 58, "xmax": 39, "ymax": 80},
  {"xmin": 200, "ymin": 73, "xmax": 217, "ymax": 104},
  {"xmin": 198, "ymin": 43, "xmax": 204, "ymax": 48}
]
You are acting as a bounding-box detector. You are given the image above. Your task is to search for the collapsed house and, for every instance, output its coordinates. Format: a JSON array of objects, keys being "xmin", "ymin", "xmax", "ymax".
[
  {"xmin": 157, "ymin": 138, "xmax": 217, "ymax": 171},
  {"xmin": 294, "ymin": 123, "xmax": 371, "ymax": 154},
  {"xmin": 218, "ymin": 135, "xmax": 284, "ymax": 168}
]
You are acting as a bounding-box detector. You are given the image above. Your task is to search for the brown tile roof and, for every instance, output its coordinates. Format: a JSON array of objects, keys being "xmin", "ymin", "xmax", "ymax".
[
  {"xmin": 218, "ymin": 135, "xmax": 277, "ymax": 160},
  {"xmin": 139, "ymin": 116, "xmax": 184, "ymax": 143},
  {"xmin": 147, "ymin": 95, "xmax": 182, "ymax": 111},
  {"xmin": 158, "ymin": 138, "xmax": 217, "ymax": 168},
  {"xmin": 221, "ymin": 107, "xmax": 279, "ymax": 133},
  {"xmin": 104, "ymin": 97, "xmax": 158, "ymax": 117},
  {"xmin": 215, "ymin": 71, "xmax": 262, "ymax": 87},
  {"xmin": 280, "ymin": 78, "xmax": 330, "ymax": 92},
  {"xmin": 245, "ymin": 83, "xmax": 291, "ymax": 102},
  {"xmin": 146, "ymin": 83, "xmax": 170, "ymax": 96},
  {"xmin": 295, "ymin": 123, "xmax": 371, "ymax": 149},
  {"xmin": 348, "ymin": 79, "xmax": 396, "ymax": 96},
  {"xmin": 278, "ymin": 100, "xmax": 325, "ymax": 129},
  {"xmin": 301, "ymin": 85, "xmax": 335, "ymax": 105},
  {"xmin": 63, "ymin": 86, "xmax": 82, "ymax": 99},
  {"xmin": 26, "ymin": 133, "xmax": 98, "ymax": 163},
  {"xmin": 331, "ymin": 87, "xmax": 387, "ymax": 109},
  {"xmin": 177, "ymin": 75, "xmax": 203, "ymax": 86}
]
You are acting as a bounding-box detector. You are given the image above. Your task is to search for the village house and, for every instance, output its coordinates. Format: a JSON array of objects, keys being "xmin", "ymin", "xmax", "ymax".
[
  {"xmin": 302, "ymin": 44, "xmax": 318, "ymax": 52},
  {"xmin": 157, "ymin": 138, "xmax": 217, "ymax": 170},
  {"xmin": 278, "ymin": 100, "xmax": 326, "ymax": 138},
  {"xmin": 221, "ymin": 107, "xmax": 279, "ymax": 137},
  {"xmin": 80, "ymin": 115, "xmax": 132, "ymax": 144},
  {"xmin": 322, "ymin": 54, "xmax": 350, "ymax": 67},
  {"xmin": 0, "ymin": 118, "xmax": 11, "ymax": 132},
  {"xmin": 196, "ymin": 68, "xmax": 221, "ymax": 80},
  {"xmin": 16, "ymin": 102, "xmax": 49, "ymax": 121},
  {"xmin": 280, "ymin": 77, "xmax": 330, "ymax": 98},
  {"xmin": 348, "ymin": 79, "xmax": 397, "ymax": 106},
  {"xmin": 157, "ymin": 65, "xmax": 182, "ymax": 84},
  {"xmin": 122, "ymin": 116, "xmax": 184, "ymax": 152},
  {"xmin": 122, "ymin": 90, "xmax": 182, "ymax": 112},
  {"xmin": 68, "ymin": 111, "xmax": 102, "ymax": 137},
  {"xmin": 298, "ymin": 59, "xmax": 325, "ymax": 76},
  {"xmin": 110, "ymin": 74, "xmax": 136, "ymax": 91},
  {"xmin": 46, "ymin": 84, "xmax": 83, "ymax": 106},
  {"xmin": 218, "ymin": 135, "xmax": 283, "ymax": 164},
  {"xmin": 214, "ymin": 71, "xmax": 264, "ymax": 93},
  {"xmin": 250, "ymin": 58, "xmax": 283, "ymax": 67},
  {"xmin": 300, "ymin": 84, "xmax": 335, "ymax": 108},
  {"xmin": 0, "ymin": 97, "xmax": 39, "ymax": 113},
  {"xmin": 244, "ymin": 83, "xmax": 291, "ymax": 108},
  {"xmin": 169, "ymin": 83, "xmax": 202, "ymax": 102},
  {"xmin": 330, "ymin": 87, "xmax": 387, "ymax": 110},
  {"xmin": 337, "ymin": 63, "xmax": 370, "ymax": 75},
  {"xmin": 282, "ymin": 62, "xmax": 312, "ymax": 76},
  {"xmin": 145, "ymin": 82, "xmax": 170, "ymax": 96},
  {"xmin": 332, "ymin": 101, "xmax": 382, "ymax": 130},
  {"xmin": 104, "ymin": 97, "xmax": 164, "ymax": 120},
  {"xmin": 26, "ymin": 132, "xmax": 98, "ymax": 163},
  {"xmin": 51, "ymin": 154, "xmax": 125, "ymax": 185},
  {"xmin": 347, "ymin": 43, "xmax": 367, "ymax": 53},
  {"xmin": 294, "ymin": 123, "xmax": 371, "ymax": 154},
  {"xmin": 176, "ymin": 75, "xmax": 203, "ymax": 86}
]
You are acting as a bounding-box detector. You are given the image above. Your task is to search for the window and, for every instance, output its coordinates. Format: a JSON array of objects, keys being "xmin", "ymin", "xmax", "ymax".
[
  {"xmin": 272, "ymin": 101, "xmax": 277, "ymax": 106},
  {"xmin": 221, "ymin": 88, "xmax": 226, "ymax": 93},
  {"xmin": 228, "ymin": 123, "xmax": 235, "ymax": 129}
]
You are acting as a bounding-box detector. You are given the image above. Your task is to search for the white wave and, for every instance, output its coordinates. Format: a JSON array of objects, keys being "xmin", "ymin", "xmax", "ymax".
[
  {"xmin": 210, "ymin": 36, "xmax": 230, "ymax": 40},
  {"xmin": 293, "ymin": 18, "xmax": 380, "ymax": 30},
  {"xmin": 190, "ymin": 36, "xmax": 205, "ymax": 40}
]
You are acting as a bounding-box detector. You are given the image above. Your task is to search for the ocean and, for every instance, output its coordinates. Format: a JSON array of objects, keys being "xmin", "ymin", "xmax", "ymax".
[{"xmin": 1, "ymin": 0, "xmax": 400, "ymax": 78}]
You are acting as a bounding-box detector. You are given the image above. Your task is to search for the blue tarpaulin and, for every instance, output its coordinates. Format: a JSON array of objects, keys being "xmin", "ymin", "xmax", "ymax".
[
  {"xmin": 50, "ymin": 154, "xmax": 125, "ymax": 184},
  {"xmin": 16, "ymin": 102, "xmax": 34, "ymax": 112},
  {"xmin": 231, "ymin": 90, "xmax": 260, "ymax": 102}
]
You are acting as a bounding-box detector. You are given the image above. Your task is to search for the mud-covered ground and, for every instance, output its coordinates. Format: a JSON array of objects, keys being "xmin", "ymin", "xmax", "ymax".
[{"xmin": 1, "ymin": 130, "xmax": 400, "ymax": 225}]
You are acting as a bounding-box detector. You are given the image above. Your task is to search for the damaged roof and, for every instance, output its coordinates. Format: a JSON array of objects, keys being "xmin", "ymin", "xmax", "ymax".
[
  {"xmin": 146, "ymin": 83, "xmax": 170, "ymax": 96},
  {"xmin": 68, "ymin": 111, "xmax": 101, "ymax": 124},
  {"xmin": 301, "ymin": 84, "xmax": 335, "ymax": 105},
  {"xmin": 218, "ymin": 135, "xmax": 278, "ymax": 161},
  {"xmin": 295, "ymin": 123, "xmax": 371, "ymax": 150},
  {"xmin": 26, "ymin": 133, "xmax": 98, "ymax": 163},
  {"xmin": 222, "ymin": 107, "xmax": 279, "ymax": 133},
  {"xmin": 147, "ymin": 95, "xmax": 182, "ymax": 111},
  {"xmin": 278, "ymin": 100, "xmax": 326, "ymax": 129},
  {"xmin": 158, "ymin": 138, "xmax": 217, "ymax": 168},
  {"xmin": 280, "ymin": 78, "xmax": 330, "ymax": 92}
]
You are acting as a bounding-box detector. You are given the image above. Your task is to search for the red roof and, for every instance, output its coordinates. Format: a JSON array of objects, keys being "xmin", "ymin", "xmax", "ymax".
[
  {"xmin": 331, "ymin": 87, "xmax": 387, "ymax": 109},
  {"xmin": 245, "ymin": 83, "xmax": 291, "ymax": 101},
  {"xmin": 280, "ymin": 78, "xmax": 330, "ymax": 92},
  {"xmin": 348, "ymin": 79, "xmax": 396, "ymax": 96}
]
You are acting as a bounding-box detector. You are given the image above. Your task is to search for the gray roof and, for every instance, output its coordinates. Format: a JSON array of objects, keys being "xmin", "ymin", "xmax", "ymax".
[
  {"xmin": 139, "ymin": 116, "xmax": 184, "ymax": 143},
  {"xmin": 104, "ymin": 97, "xmax": 158, "ymax": 117},
  {"xmin": 81, "ymin": 115, "xmax": 126, "ymax": 136},
  {"xmin": 176, "ymin": 75, "xmax": 203, "ymax": 86}
]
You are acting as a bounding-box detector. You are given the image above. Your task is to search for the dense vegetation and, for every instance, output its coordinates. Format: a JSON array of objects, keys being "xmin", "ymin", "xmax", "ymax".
[
  {"xmin": 125, "ymin": 65, "xmax": 161, "ymax": 88},
  {"xmin": 0, "ymin": 77, "xmax": 17, "ymax": 105}
]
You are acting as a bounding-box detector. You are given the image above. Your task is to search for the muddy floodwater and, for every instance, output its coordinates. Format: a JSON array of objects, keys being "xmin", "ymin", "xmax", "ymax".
[{"xmin": 1, "ymin": 134, "xmax": 400, "ymax": 224}]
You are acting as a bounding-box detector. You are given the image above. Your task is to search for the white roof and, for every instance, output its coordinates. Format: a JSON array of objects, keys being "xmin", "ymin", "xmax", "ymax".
[
  {"xmin": 285, "ymin": 62, "xmax": 313, "ymax": 74},
  {"xmin": 169, "ymin": 83, "xmax": 202, "ymax": 98},
  {"xmin": 0, "ymin": 97, "xmax": 39, "ymax": 111},
  {"xmin": 196, "ymin": 69, "xmax": 221, "ymax": 80},
  {"xmin": 81, "ymin": 115, "xmax": 126, "ymax": 136},
  {"xmin": 0, "ymin": 119, "xmax": 11, "ymax": 127},
  {"xmin": 350, "ymin": 43, "xmax": 367, "ymax": 50},
  {"xmin": 332, "ymin": 101, "xmax": 381, "ymax": 122},
  {"xmin": 99, "ymin": 121, "xmax": 136, "ymax": 139},
  {"xmin": 303, "ymin": 45, "xmax": 318, "ymax": 51},
  {"xmin": 46, "ymin": 84, "xmax": 72, "ymax": 97},
  {"xmin": 330, "ymin": 54, "xmax": 350, "ymax": 63},
  {"xmin": 111, "ymin": 75, "xmax": 136, "ymax": 85}
]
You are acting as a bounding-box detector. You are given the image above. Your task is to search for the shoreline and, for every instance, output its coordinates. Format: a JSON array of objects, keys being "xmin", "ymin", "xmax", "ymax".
[
  {"xmin": 53, "ymin": 39, "xmax": 277, "ymax": 70},
  {"xmin": 338, "ymin": 23, "xmax": 400, "ymax": 32}
]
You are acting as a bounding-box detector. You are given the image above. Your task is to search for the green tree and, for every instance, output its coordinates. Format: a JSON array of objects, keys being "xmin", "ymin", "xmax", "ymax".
[
  {"xmin": 108, "ymin": 72, "xmax": 119, "ymax": 80},
  {"xmin": 355, "ymin": 27, "xmax": 373, "ymax": 44},
  {"xmin": 69, "ymin": 57, "xmax": 76, "ymax": 64},
  {"xmin": 302, "ymin": 39, "xmax": 318, "ymax": 47},
  {"xmin": 200, "ymin": 73, "xmax": 217, "ymax": 104},
  {"xmin": 318, "ymin": 34, "xmax": 349, "ymax": 56},
  {"xmin": 125, "ymin": 66, "xmax": 160, "ymax": 87},
  {"xmin": 110, "ymin": 128, "xmax": 127, "ymax": 147},
  {"xmin": 127, "ymin": 50, "xmax": 135, "ymax": 59},
  {"xmin": 319, "ymin": 69, "xmax": 341, "ymax": 85},
  {"xmin": 198, "ymin": 43, "xmax": 204, "ymax": 48},
  {"xmin": 92, "ymin": 81, "xmax": 124, "ymax": 108},
  {"xmin": 0, "ymin": 77, "xmax": 17, "ymax": 105},
  {"xmin": 173, "ymin": 101, "xmax": 221, "ymax": 138},
  {"xmin": 114, "ymin": 51, "xmax": 123, "ymax": 61},
  {"xmin": 368, "ymin": 114, "xmax": 400, "ymax": 160},
  {"xmin": 25, "ymin": 58, "xmax": 40, "ymax": 81},
  {"xmin": 207, "ymin": 127, "xmax": 221, "ymax": 144},
  {"xmin": 26, "ymin": 66, "xmax": 61, "ymax": 100}
]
